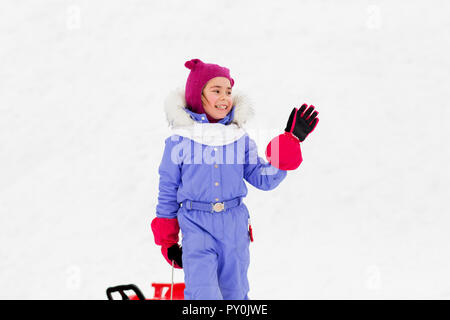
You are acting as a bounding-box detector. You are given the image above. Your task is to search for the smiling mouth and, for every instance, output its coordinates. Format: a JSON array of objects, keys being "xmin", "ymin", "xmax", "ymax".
[{"xmin": 215, "ymin": 105, "xmax": 228, "ymax": 110}]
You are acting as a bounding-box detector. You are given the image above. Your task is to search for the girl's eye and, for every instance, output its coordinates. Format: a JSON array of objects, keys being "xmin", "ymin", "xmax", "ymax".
[{"xmin": 212, "ymin": 90, "xmax": 232, "ymax": 94}]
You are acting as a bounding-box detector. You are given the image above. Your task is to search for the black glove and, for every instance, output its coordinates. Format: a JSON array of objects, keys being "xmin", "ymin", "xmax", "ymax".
[
  {"xmin": 167, "ymin": 244, "xmax": 183, "ymax": 268},
  {"xmin": 284, "ymin": 104, "xmax": 319, "ymax": 142}
]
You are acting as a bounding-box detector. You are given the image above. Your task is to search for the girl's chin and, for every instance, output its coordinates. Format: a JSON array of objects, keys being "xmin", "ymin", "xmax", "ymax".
[
  {"xmin": 215, "ymin": 109, "xmax": 230, "ymax": 116},
  {"xmin": 210, "ymin": 107, "xmax": 229, "ymax": 114},
  {"xmin": 205, "ymin": 106, "xmax": 232, "ymax": 119}
]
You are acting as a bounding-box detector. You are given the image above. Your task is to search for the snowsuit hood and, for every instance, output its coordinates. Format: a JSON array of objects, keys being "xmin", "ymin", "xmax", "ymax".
[{"xmin": 163, "ymin": 87, "xmax": 255, "ymax": 128}]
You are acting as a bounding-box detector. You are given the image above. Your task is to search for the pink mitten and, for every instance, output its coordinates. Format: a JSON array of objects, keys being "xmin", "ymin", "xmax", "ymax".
[
  {"xmin": 151, "ymin": 217, "xmax": 182, "ymax": 269},
  {"xmin": 265, "ymin": 105, "xmax": 319, "ymax": 170}
]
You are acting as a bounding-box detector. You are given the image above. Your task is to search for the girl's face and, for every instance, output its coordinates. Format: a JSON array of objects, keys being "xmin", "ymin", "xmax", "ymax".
[{"xmin": 201, "ymin": 77, "xmax": 233, "ymax": 120}]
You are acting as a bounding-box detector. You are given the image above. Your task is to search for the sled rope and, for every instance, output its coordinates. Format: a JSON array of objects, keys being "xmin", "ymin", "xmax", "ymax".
[{"xmin": 170, "ymin": 260, "xmax": 174, "ymax": 300}]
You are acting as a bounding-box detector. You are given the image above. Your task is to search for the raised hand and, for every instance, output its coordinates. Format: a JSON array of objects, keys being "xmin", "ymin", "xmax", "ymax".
[
  {"xmin": 265, "ymin": 104, "xmax": 319, "ymax": 170},
  {"xmin": 284, "ymin": 104, "xmax": 319, "ymax": 142}
]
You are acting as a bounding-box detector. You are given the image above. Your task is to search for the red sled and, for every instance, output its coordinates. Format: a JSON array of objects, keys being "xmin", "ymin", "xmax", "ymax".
[{"xmin": 106, "ymin": 283, "xmax": 185, "ymax": 300}]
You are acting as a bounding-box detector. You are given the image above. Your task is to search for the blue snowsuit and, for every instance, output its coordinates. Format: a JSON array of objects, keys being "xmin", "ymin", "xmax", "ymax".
[{"xmin": 156, "ymin": 102, "xmax": 287, "ymax": 300}]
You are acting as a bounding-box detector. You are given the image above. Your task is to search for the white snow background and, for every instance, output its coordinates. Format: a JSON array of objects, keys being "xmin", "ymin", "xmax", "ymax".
[{"xmin": 1, "ymin": 0, "xmax": 449, "ymax": 299}]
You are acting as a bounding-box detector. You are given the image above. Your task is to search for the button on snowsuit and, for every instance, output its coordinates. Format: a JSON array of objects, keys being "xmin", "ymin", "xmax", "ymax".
[{"xmin": 156, "ymin": 88, "xmax": 287, "ymax": 299}]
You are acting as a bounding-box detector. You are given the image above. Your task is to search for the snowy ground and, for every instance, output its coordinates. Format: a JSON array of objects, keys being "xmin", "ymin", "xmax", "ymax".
[{"xmin": 1, "ymin": 0, "xmax": 450, "ymax": 299}]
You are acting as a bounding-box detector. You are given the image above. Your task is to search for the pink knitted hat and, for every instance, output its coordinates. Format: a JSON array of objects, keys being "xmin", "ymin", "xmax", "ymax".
[{"xmin": 184, "ymin": 58, "xmax": 235, "ymax": 122}]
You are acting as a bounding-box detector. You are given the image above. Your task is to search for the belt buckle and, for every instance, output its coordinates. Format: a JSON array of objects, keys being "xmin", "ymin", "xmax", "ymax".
[{"xmin": 212, "ymin": 202, "xmax": 225, "ymax": 212}]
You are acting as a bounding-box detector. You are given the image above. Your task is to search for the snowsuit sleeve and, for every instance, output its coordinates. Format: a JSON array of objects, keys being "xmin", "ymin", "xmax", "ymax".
[
  {"xmin": 155, "ymin": 137, "xmax": 182, "ymax": 219},
  {"xmin": 244, "ymin": 136, "xmax": 287, "ymax": 191}
]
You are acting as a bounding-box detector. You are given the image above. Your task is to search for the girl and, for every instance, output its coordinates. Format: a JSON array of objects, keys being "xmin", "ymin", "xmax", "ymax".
[{"xmin": 151, "ymin": 58, "xmax": 318, "ymax": 300}]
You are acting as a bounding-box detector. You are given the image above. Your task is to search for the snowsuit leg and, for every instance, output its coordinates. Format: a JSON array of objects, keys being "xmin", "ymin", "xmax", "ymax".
[
  {"xmin": 217, "ymin": 204, "xmax": 250, "ymax": 300},
  {"xmin": 177, "ymin": 203, "xmax": 251, "ymax": 300}
]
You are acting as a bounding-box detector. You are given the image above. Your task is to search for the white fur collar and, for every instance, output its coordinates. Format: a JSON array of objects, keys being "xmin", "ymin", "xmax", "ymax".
[
  {"xmin": 163, "ymin": 87, "xmax": 255, "ymax": 129},
  {"xmin": 163, "ymin": 87, "xmax": 255, "ymax": 146},
  {"xmin": 171, "ymin": 122, "xmax": 248, "ymax": 146}
]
